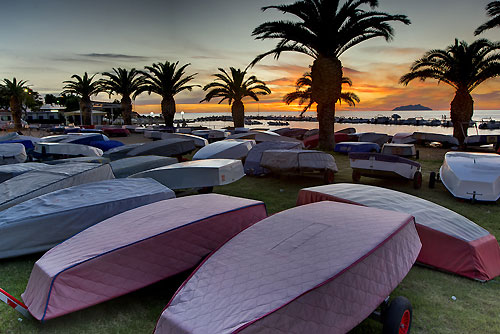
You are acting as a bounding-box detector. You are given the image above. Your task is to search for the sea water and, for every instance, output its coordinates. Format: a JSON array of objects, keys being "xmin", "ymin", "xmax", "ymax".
[{"xmin": 156, "ymin": 110, "xmax": 500, "ymax": 135}]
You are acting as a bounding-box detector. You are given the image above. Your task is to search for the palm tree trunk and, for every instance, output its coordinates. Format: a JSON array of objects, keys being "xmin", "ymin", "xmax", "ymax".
[
  {"xmin": 231, "ymin": 100, "xmax": 244, "ymax": 128},
  {"xmin": 121, "ymin": 95, "xmax": 132, "ymax": 125},
  {"xmin": 450, "ymin": 88, "xmax": 473, "ymax": 145},
  {"xmin": 312, "ymin": 55, "xmax": 342, "ymax": 150},
  {"xmin": 10, "ymin": 96, "xmax": 22, "ymax": 132},
  {"xmin": 80, "ymin": 97, "xmax": 92, "ymax": 125},
  {"xmin": 161, "ymin": 96, "xmax": 176, "ymax": 127}
]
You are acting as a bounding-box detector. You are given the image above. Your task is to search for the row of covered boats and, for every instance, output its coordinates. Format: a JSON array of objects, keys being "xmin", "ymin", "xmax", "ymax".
[{"xmin": 0, "ymin": 125, "xmax": 498, "ymax": 333}]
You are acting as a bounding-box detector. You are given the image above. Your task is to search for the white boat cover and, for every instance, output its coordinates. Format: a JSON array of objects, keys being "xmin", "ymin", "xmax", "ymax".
[
  {"xmin": 143, "ymin": 130, "xmax": 163, "ymax": 139},
  {"xmin": 22, "ymin": 194, "xmax": 267, "ymax": 321},
  {"xmin": 129, "ymin": 159, "xmax": 244, "ymax": 190},
  {"xmin": 244, "ymin": 141, "xmax": 303, "ymax": 175},
  {"xmin": 0, "ymin": 162, "xmax": 50, "ymax": 183},
  {"xmin": 440, "ymin": 152, "xmax": 500, "ymax": 201},
  {"xmin": 260, "ymin": 149, "xmax": 338, "ymax": 172},
  {"xmin": 193, "ymin": 140, "xmax": 255, "ymax": 160},
  {"xmin": 111, "ymin": 156, "xmax": 178, "ymax": 178},
  {"xmin": 35, "ymin": 142, "xmax": 103, "ymax": 157},
  {"xmin": 40, "ymin": 133, "xmax": 109, "ymax": 144},
  {"xmin": 0, "ymin": 178, "xmax": 175, "ymax": 259},
  {"xmin": 391, "ymin": 133, "xmax": 415, "ymax": 144},
  {"xmin": 412, "ymin": 132, "xmax": 459, "ymax": 146},
  {"xmin": 127, "ymin": 138, "xmax": 196, "ymax": 157},
  {"xmin": 161, "ymin": 133, "xmax": 208, "ymax": 147},
  {"xmin": 381, "ymin": 143, "xmax": 416, "ymax": 157},
  {"xmin": 0, "ymin": 143, "xmax": 27, "ymax": 164},
  {"xmin": 44, "ymin": 156, "xmax": 110, "ymax": 165},
  {"xmin": 228, "ymin": 132, "xmax": 301, "ymax": 144},
  {"xmin": 0, "ymin": 132, "xmax": 21, "ymax": 142},
  {"xmin": 297, "ymin": 183, "xmax": 500, "ymax": 281},
  {"xmin": 155, "ymin": 201, "xmax": 421, "ymax": 334},
  {"xmin": 103, "ymin": 143, "xmax": 143, "ymax": 161},
  {"xmin": 349, "ymin": 152, "xmax": 420, "ymax": 179},
  {"xmin": 0, "ymin": 163, "xmax": 114, "ymax": 211}
]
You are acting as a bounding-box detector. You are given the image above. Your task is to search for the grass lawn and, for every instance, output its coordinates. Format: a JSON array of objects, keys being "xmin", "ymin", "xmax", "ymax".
[{"xmin": 0, "ymin": 147, "xmax": 499, "ymax": 333}]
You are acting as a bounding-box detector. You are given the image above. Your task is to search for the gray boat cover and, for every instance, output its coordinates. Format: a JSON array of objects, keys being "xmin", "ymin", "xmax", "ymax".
[
  {"xmin": 0, "ymin": 178, "xmax": 175, "ymax": 259},
  {"xmin": 44, "ymin": 156, "xmax": 110, "ymax": 165},
  {"xmin": 34, "ymin": 143, "xmax": 103, "ymax": 157},
  {"xmin": 244, "ymin": 141, "xmax": 303, "ymax": 175},
  {"xmin": 0, "ymin": 162, "xmax": 50, "ymax": 183},
  {"xmin": 22, "ymin": 194, "xmax": 267, "ymax": 320},
  {"xmin": 155, "ymin": 201, "xmax": 420, "ymax": 334},
  {"xmin": 160, "ymin": 133, "xmax": 208, "ymax": 147},
  {"xmin": 0, "ymin": 163, "xmax": 114, "ymax": 211},
  {"xmin": 412, "ymin": 132, "xmax": 459, "ymax": 146},
  {"xmin": 103, "ymin": 143, "xmax": 143, "ymax": 161},
  {"xmin": 356, "ymin": 132, "xmax": 390, "ymax": 146},
  {"xmin": 0, "ymin": 143, "xmax": 27, "ymax": 164},
  {"xmin": 381, "ymin": 143, "xmax": 416, "ymax": 157},
  {"xmin": 129, "ymin": 159, "xmax": 244, "ymax": 189},
  {"xmin": 297, "ymin": 183, "xmax": 500, "ymax": 281},
  {"xmin": 111, "ymin": 156, "xmax": 178, "ymax": 178},
  {"xmin": 261, "ymin": 149, "xmax": 338, "ymax": 172},
  {"xmin": 127, "ymin": 138, "xmax": 196, "ymax": 157},
  {"xmin": 193, "ymin": 140, "xmax": 255, "ymax": 160}
]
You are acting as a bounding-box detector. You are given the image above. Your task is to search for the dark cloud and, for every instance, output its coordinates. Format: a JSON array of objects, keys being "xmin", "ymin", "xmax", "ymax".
[{"xmin": 79, "ymin": 53, "xmax": 151, "ymax": 61}]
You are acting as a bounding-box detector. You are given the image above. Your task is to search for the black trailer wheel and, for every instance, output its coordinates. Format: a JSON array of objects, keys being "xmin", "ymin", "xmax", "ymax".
[
  {"xmin": 413, "ymin": 171, "xmax": 422, "ymax": 189},
  {"xmin": 382, "ymin": 296, "xmax": 412, "ymax": 334},
  {"xmin": 324, "ymin": 170, "xmax": 335, "ymax": 184},
  {"xmin": 198, "ymin": 186, "xmax": 214, "ymax": 194},
  {"xmin": 429, "ymin": 171, "xmax": 436, "ymax": 188},
  {"xmin": 352, "ymin": 170, "xmax": 361, "ymax": 183}
]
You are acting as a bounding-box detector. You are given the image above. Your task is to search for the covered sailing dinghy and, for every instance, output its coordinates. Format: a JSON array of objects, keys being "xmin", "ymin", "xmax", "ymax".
[
  {"xmin": 244, "ymin": 141, "xmax": 303, "ymax": 176},
  {"xmin": 297, "ymin": 183, "xmax": 500, "ymax": 281},
  {"xmin": 0, "ymin": 178, "xmax": 175, "ymax": 259},
  {"xmin": 21, "ymin": 194, "xmax": 267, "ymax": 321},
  {"xmin": 155, "ymin": 201, "xmax": 421, "ymax": 334},
  {"xmin": 0, "ymin": 143, "xmax": 27, "ymax": 164},
  {"xmin": 130, "ymin": 159, "xmax": 244, "ymax": 190},
  {"xmin": 440, "ymin": 152, "xmax": 500, "ymax": 202},
  {"xmin": 193, "ymin": 139, "xmax": 255, "ymax": 160},
  {"xmin": 110, "ymin": 156, "xmax": 177, "ymax": 178},
  {"xmin": 0, "ymin": 163, "xmax": 50, "ymax": 183},
  {"xmin": 126, "ymin": 138, "xmax": 196, "ymax": 158},
  {"xmin": 34, "ymin": 142, "xmax": 104, "ymax": 158},
  {"xmin": 0, "ymin": 163, "xmax": 114, "ymax": 211}
]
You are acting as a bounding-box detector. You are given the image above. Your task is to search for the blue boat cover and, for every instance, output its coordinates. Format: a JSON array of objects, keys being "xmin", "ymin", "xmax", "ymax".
[
  {"xmin": 334, "ymin": 141, "xmax": 380, "ymax": 153},
  {"xmin": 244, "ymin": 141, "xmax": 302, "ymax": 175},
  {"xmin": 90, "ymin": 140, "xmax": 124, "ymax": 152}
]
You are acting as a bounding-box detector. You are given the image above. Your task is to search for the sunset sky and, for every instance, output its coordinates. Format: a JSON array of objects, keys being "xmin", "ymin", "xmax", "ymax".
[{"xmin": 1, "ymin": 0, "xmax": 499, "ymax": 114}]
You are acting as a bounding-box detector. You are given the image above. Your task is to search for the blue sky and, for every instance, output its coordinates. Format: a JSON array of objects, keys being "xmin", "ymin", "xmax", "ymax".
[{"xmin": 1, "ymin": 0, "xmax": 498, "ymax": 112}]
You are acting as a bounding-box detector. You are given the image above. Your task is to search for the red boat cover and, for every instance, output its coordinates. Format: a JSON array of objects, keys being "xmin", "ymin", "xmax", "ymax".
[
  {"xmin": 155, "ymin": 201, "xmax": 421, "ymax": 334},
  {"xmin": 22, "ymin": 194, "xmax": 267, "ymax": 321},
  {"xmin": 297, "ymin": 184, "xmax": 500, "ymax": 281}
]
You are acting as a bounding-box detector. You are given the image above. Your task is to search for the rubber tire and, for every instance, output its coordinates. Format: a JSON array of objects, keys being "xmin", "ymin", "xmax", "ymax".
[
  {"xmin": 413, "ymin": 171, "xmax": 422, "ymax": 189},
  {"xmin": 382, "ymin": 296, "xmax": 413, "ymax": 334},
  {"xmin": 429, "ymin": 171, "xmax": 436, "ymax": 189},
  {"xmin": 352, "ymin": 170, "xmax": 361, "ymax": 183},
  {"xmin": 324, "ymin": 170, "xmax": 335, "ymax": 184},
  {"xmin": 198, "ymin": 186, "xmax": 213, "ymax": 194}
]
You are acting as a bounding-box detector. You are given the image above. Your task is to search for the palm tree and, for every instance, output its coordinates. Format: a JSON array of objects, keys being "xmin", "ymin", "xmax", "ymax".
[
  {"xmin": 284, "ymin": 72, "xmax": 360, "ymax": 116},
  {"xmin": 475, "ymin": 1, "xmax": 500, "ymax": 35},
  {"xmin": 0, "ymin": 78, "xmax": 29, "ymax": 131},
  {"xmin": 400, "ymin": 39, "xmax": 500, "ymax": 144},
  {"xmin": 251, "ymin": 0, "xmax": 409, "ymax": 150},
  {"xmin": 141, "ymin": 61, "xmax": 199, "ymax": 127},
  {"xmin": 200, "ymin": 67, "xmax": 271, "ymax": 128},
  {"xmin": 101, "ymin": 68, "xmax": 146, "ymax": 125},
  {"xmin": 62, "ymin": 73, "xmax": 102, "ymax": 125}
]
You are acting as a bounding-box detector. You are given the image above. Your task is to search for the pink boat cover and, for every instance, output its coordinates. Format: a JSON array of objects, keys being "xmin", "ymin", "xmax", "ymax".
[
  {"xmin": 22, "ymin": 194, "xmax": 267, "ymax": 321},
  {"xmin": 297, "ymin": 184, "xmax": 500, "ymax": 281},
  {"xmin": 155, "ymin": 201, "xmax": 421, "ymax": 334}
]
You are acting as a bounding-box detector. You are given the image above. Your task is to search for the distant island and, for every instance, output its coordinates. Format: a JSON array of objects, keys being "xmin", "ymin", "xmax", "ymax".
[{"xmin": 392, "ymin": 104, "xmax": 432, "ymax": 111}]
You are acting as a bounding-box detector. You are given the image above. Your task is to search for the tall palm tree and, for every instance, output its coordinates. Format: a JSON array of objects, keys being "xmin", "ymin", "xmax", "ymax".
[
  {"xmin": 400, "ymin": 39, "xmax": 500, "ymax": 144},
  {"xmin": 475, "ymin": 1, "xmax": 500, "ymax": 35},
  {"xmin": 62, "ymin": 73, "xmax": 102, "ymax": 125},
  {"xmin": 200, "ymin": 67, "xmax": 271, "ymax": 127},
  {"xmin": 101, "ymin": 68, "xmax": 146, "ymax": 125},
  {"xmin": 0, "ymin": 78, "xmax": 29, "ymax": 131},
  {"xmin": 284, "ymin": 72, "xmax": 360, "ymax": 116},
  {"xmin": 251, "ymin": 0, "xmax": 409, "ymax": 150},
  {"xmin": 141, "ymin": 61, "xmax": 199, "ymax": 127}
]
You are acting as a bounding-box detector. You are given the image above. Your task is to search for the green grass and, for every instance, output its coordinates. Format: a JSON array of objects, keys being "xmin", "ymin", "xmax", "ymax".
[{"xmin": 1, "ymin": 149, "xmax": 499, "ymax": 333}]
